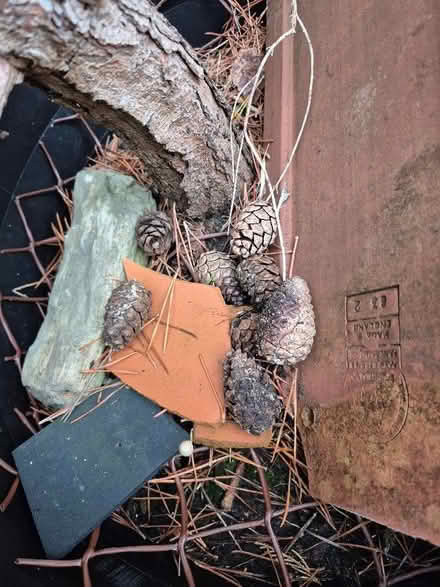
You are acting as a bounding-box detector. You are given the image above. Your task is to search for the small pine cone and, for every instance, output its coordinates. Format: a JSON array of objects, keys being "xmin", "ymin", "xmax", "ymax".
[
  {"xmin": 103, "ymin": 280, "xmax": 152, "ymax": 351},
  {"xmin": 236, "ymin": 255, "xmax": 281, "ymax": 305},
  {"xmin": 231, "ymin": 311, "xmax": 258, "ymax": 354},
  {"xmin": 195, "ymin": 250, "xmax": 246, "ymax": 305},
  {"xmin": 224, "ymin": 350, "xmax": 282, "ymax": 435},
  {"xmin": 231, "ymin": 201, "xmax": 278, "ymax": 258},
  {"xmin": 257, "ymin": 277, "xmax": 315, "ymax": 366},
  {"xmin": 136, "ymin": 210, "xmax": 173, "ymax": 256}
]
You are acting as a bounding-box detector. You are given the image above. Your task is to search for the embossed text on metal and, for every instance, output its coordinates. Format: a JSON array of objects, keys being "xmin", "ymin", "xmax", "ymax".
[{"xmin": 346, "ymin": 285, "xmax": 401, "ymax": 369}]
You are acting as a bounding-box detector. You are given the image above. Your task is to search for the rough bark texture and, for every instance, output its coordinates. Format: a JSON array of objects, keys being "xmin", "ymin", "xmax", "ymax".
[
  {"xmin": 0, "ymin": 0, "xmax": 252, "ymax": 219},
  {"xmin": 0, "ymin": 57, "xmax": 23, "ymax": 117}
]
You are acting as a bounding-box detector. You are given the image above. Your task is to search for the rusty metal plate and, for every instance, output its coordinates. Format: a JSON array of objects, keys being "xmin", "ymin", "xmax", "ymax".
[{"xmin": 265, "ymin": 0, "xmax": 440, "ymax": 544}]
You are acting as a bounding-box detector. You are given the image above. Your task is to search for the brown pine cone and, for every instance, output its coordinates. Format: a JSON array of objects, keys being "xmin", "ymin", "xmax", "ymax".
[
  {"xmin": 136, "ymin": 210, "xmax": 173, "ymax": 256},
  {"xmin": 231, "ymin": 311, "xmax": 258, "ymax": 354},
  {"xmin": 103, "ymin": 280, "xmax": 152, "ymax": 351},
  {"xmin": 231, "ymin": 201, "xmax": 278, "ymax": 258},
  {"xmin": 195, "ymin": 250, "xmax": 246, "ymax": 305},
  {"xmin": 257, "ymin": 276, "xmax": 315, "ymax": 366},
  {"xmin": 236, "ymin": 255, "xmax": 281, "ymax": 305},
  {"xmin": 224, "ymin": 350, "xmax": 282, "ymax": 435}
]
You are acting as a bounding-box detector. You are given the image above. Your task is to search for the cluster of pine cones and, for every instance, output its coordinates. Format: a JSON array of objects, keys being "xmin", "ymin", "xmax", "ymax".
[
  {"xmin": 192, "ymin": 200, "xmax": 315, "ymax": 435},
  {"xmin": 102, "ymin": 202, "xmax": 315, "ymax": 437},
  {"xmin": 195, "ymin": 201, "xmax": 280, "ymax": 305}
]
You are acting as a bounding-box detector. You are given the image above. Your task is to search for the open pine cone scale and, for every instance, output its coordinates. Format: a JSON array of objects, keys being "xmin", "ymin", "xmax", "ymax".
[{"xmin": 231, "ymin": 201, "xmax": 278, "ymax": 258}]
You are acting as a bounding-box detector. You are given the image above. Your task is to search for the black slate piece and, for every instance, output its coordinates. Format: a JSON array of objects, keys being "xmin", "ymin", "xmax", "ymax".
[{"xmin": 13, "ymin": 386, "xmax": 188, "ymax": 559}]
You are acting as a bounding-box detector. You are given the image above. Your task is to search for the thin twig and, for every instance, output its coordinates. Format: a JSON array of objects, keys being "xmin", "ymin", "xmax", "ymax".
[
  {"xmin": 250, "ymin": 449, "xmax": 290, "ymax": 587},
  {"xmin": 0, "ymin": 476, "xmax": 20, "ymax": 512},
  {"xmin": 357, "ymin": 515, "xmax": 386, "ymax": 586},
  {"xmin": 0, "ymin": 458, "xmax": 17, "ymax": 476},
  {"xmin": 14, "ymin": 408, "xmax": 37, "ymax": 435},
  {"xmin": 221, "ymin": 461, "xmax": 245, "ymax": 512},
  {"xmin": 148, "ymin": 273, "xmax": 177, "ymax": 352},
  {"xmin": 288, "ymin": 235, "xmax": 299, "ymax": 279},
  {"xmin": 70, "ymin": 388, "xmax": 122, "ymax": 424}
]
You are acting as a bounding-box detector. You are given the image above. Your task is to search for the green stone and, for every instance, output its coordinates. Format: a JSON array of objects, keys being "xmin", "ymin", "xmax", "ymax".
[{"xmin": 22, "ymin": 169, "xmax": 156, "ymax": 408}]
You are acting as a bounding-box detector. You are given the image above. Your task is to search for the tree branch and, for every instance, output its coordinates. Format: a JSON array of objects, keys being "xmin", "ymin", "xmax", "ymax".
[{"xmin": 0, "ymin": 0, "xmax": 253, "ymax": 219}]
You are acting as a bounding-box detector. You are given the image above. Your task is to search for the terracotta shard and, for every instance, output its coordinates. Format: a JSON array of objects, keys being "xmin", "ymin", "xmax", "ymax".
[
  {"xmin": 266, "ymin": 0, "xmax": 440, "ymax": 545},
  {"xmin": 109, "ymin": 259, "xmax": 239, "ymax": 425},
  {"xmin": 193, "ymin": 421, "xmax": 272, "ymax": 449}
]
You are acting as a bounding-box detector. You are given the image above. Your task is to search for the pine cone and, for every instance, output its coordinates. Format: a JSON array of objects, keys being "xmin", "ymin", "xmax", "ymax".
[
  {"xmin": 236, "ymin": 255, "xmax": 281, "ymax": 305},
  {"xmin": 136, "ymin": 210, "xmax": 173, "ymax": 256},
  {"xmin": 231, "ymin": 201, "xmax": 277, "ymax": 258},
  {"xmin": 103, "ymin": 280, "xmax": 152, "ymax": 350},
  {"xmin": 257, "ymin": 277, "xmax": 315, "ymax": 366},
  {"xmin": 231, "ymin": 311, "xmax": 258, "ymax": 354},
  {"xmin": 224, "ymin": 350, "xmax": 282, "ymax": 435},
  {"xmin": 195, "ymin": 251, "xmax": 246, "ymax": 305}
]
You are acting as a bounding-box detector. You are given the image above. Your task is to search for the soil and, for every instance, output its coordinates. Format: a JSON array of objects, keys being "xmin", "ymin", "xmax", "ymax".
[{"xmin": 125, "ymin": 448, "xmax": 439, "ymax": 586}]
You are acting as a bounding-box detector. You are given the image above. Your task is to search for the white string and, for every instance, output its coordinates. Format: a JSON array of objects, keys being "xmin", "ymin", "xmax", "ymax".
[
  {"xmin": 226, "ymin": 1, "xmax": 314, "ymax": 282},
  {"xmin": 227, "ymin": 24, "xmax": 296, "ymax": 229},
  {"xmin": 273, "ymin": 15, "xmax": 314, "ymax": 195}
]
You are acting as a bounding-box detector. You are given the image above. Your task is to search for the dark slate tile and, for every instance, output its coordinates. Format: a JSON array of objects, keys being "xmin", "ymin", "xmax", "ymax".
[{"xmin": 13, "ymin": 386, "xmax": 188, "ymax": 559}]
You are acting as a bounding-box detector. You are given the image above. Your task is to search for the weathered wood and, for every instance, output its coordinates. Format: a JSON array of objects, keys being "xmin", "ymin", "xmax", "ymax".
[
  {"xmin": 22, "ymin": 169, "xmax": 155, "ymax": 408},
  {"xmin": 0, "ymin": 0, "xmax": 252, "ymax": 219},
  {"xmin": 0, "ymin": 57, "xmax": 22, "ymax": 117}
]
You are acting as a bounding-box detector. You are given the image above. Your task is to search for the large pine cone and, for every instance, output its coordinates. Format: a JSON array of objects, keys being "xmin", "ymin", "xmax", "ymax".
[
  {"xmin": 257, "ymin": 277, "xmax": 315, "ymax": 366},
  {"xmin": 224, "ymin": 350, "xmax": 282, "ymax": 435},
  {"xmin": 231, "ymin": 311, "xmax": 258, "ymax": 354},
  {"xmin": 103, "ymin": 280, "xmax": 152, "ymax": 350},
  {"xmin": 195, "ymin": 251, "xmax": 246, "ymax": 305},
  {"xmin": 136, "ymin": 210, "xmax": 173, "ymax": 256},
  {"xmin": 231, "ymin": 201, "xmax": 277, "ymax": 258},
  {"xmin": 237, "ymin": 255, "xmax": 281, "ymax": 305}
]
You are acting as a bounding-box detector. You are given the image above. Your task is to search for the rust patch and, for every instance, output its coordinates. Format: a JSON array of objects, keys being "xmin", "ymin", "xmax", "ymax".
[
  {"xmin": 418, "ymin": 383, "xmax": 440, "ymax": 427},
  {"xmin": 348, "ymin": 370, "xmax": 409, "ymax": 444},
  {"xmin": 345, "ymin": 82, "xmax": 377, "ymax": 138},
  {"xmin": 391, "ymin": 145, "xmax": 440, "ymax": 215}
]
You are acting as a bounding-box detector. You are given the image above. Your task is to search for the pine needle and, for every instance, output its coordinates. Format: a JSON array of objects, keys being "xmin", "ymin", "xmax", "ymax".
[
  {"xmin": 148, "ymin": 272, "xmax": 177, "ymax": 352},
  {"xmin": 272, "ymin": 369, "xmax": 296, "ymax": 461},
  {"xmin": 199, "ymin": 353, "xmax": 225, "ymax": 421},
  {"xmin": 163, "ymin": 277, "xmax": 175, "ymax": 352}
]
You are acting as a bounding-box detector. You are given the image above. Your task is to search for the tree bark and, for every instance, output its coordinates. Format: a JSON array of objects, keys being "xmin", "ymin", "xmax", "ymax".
[
  {"xmin": 0, "ymin": 0, "xmax": 252, "ymax": 219},
  {"xmin": 0, "ymin": 58, "xmax": 23, "ymax": 118}
]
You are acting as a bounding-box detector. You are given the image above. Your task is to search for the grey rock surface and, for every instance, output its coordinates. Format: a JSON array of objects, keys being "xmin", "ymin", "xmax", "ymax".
[
  {"xmin": 22, "ymin": 169, "xmax": 155, "ymax": 408},
  {"xmin": 13, "ymin": 385, "xmax": 188, "ymax": 559}
]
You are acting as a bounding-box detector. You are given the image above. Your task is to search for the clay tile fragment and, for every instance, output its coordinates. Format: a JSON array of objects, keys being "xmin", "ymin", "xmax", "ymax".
[
  {"xmin": 109, "ymin": 259, "xmax": 239, "ymax": 426},
  {"xmin": 193, "ymin": 421, "xmax": 272, "ymax": 449}
]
